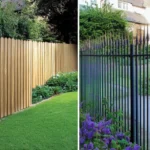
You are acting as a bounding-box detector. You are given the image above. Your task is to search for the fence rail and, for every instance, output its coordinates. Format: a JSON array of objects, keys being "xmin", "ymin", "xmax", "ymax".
[
  {"xmin": 0, "ymin": 38, "xmax": 77, "ymax": 119},
  {"xmin": 80, "ymin": 30, "xmax": 150, "ymax": 149}
]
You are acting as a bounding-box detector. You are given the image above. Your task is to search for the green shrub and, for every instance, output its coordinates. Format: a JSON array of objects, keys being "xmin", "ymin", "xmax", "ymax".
[
  {"xmin": 32, "ymin": 85, "xmax": 54, "ymax": 104},
  {"xmin": 46, "ymin": 72, "xmax": 78, "ymax": 92},
  {"xmin": 51, "ymin": 86, "xmax": 63, "ymax": 94},
  {"xmin": 0, "ymin": 1, "xmax": 56, "ymax": 42},
  {"xmin": 32, "ymin": 72, "xmax": 78, "ymax": 104},
  {"xmin": 80, "ymin": 2, "xmax": 128, "ymax": 42},
  {"xmin": 64, "ymin": 79, "xmax": 77, "ymax": 92}
]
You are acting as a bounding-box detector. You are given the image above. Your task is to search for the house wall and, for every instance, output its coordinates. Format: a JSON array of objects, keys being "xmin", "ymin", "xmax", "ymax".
[{"xmin": 79, "ymin": 0, "xmax": 148, "ymax": 15}]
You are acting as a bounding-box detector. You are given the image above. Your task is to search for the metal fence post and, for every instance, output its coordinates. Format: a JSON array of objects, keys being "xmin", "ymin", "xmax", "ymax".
[{"xmin": 130, "ymin": 44, "xmax": 138, "ymax": 143}]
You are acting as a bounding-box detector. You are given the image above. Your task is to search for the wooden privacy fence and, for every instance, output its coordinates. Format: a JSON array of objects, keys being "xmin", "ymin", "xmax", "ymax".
[{"xmin": 0, "ymin": 38, "xmax": 77, "ymax": 118}]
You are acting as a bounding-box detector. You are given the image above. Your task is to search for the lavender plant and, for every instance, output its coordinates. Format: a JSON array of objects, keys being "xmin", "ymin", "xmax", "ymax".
[
  {"xmin": 80, "ymin": 99, "xmax": 140, "ymax": 150},
  {"xmin": 80, "ymin": 114, "xmax": 140, "ymax": 150}
]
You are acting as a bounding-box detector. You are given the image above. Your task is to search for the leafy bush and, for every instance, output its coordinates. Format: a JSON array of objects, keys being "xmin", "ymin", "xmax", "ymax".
[
  {"xmin": 46, "ymin": 72, "xmax": 78, "ymax": 92},
  {"xmin": 32, "ymin": 72, "xmax": 77, "ymax": 104},
  {"xmin": 32, "ymin": 85, "xmax": 54, "ymax": 104},
  {"xmin": 0, "ymin": 1, "xmax": 56, "ymax": 42},
  {"xmin": 51, "ymin": 86, "xmax": 63, "ymax": 94},
  {"xmin": 80, "ymin": 3, "xmax": 128, "ymax": 42}
]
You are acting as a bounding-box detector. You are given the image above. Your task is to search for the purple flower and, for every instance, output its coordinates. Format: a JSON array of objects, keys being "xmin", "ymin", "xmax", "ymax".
[
  {"xmin": 82, "ymin": 128, "xmax": 88, "ymax": 136},
  {"xmin": 94, "ymin": 148, "xmax": 99, "ymax": 150},
  {"xmin": 125, "ymin": 146, "xmax": 132, "ymax": 150},
  {"xmin": 103, "ymin": 138, "xmax": 110, "ymax": 145},
  {"xmin": 115, "ymin": 132, "xmax": 124, "ymax": 140},
  {"xmin": 101, "ymin": 127, "xmax": 111, "ymax": 134},
  {"xmin": 88, "ymin": 142, "xmax": 94, "ymax": 149},
  {"xmin": 87, "ymin": 131, "xmax": 94, "ymax": 139},
  {"xmin": 110, "ymin": 148, "xmax": 116, "ymax": 150},
  {"xmin": 84, "ymin": 144, "xmax": 87, "ymax": 149},
  {"xmin": 87, "ymin": 120, "xmax": 95, "ymax": 129},
  {"xmin": 126, "ymin": 136, "xmax": 130, "ymax": 142},
  {"xmin": 86, "ymin": 114, "xmax": 92, "ymax": 121},
  {"xmin": 133, "ymin": 144, "xmax": 140, "ymax": 150},
  {"xmin": 104, "ymin": 119, "xmax": 112, "ymax": 126},
  {"xmin": 80, "ymin": 137, "xmax": 85, "ymax": 144},
  {"xmin": 97, "ymin": 121, "xmax": 104, "ymax": 130}
]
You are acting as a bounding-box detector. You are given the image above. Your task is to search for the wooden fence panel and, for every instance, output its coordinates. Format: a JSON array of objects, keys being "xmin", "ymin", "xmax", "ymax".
[{"xmin": 0, "ymin": 38, "xmax": 77, "ymax": 118}]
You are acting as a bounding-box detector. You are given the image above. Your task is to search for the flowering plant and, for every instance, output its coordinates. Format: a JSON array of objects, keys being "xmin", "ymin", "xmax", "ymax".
[{"xmin": 80, "ymin": 114, "xmax": 140, "ymax": 150}]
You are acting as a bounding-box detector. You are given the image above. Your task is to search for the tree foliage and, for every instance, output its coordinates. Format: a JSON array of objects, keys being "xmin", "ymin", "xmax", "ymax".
[
  {"xmin": 0, "ymin": 1, "xmax": 57, "ymax": 42},
  {"xmin": 34, "ymin": 0, "xmax": 77, "ymax": 44},
  {"xmin": 80, "ymin": 3, "xmax": 128, "ymax": 42}
]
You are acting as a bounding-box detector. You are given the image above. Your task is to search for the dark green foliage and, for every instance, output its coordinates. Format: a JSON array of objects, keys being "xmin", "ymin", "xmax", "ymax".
[
  {"xmin": 0, "ymin": 1, "xmax": 56, "ymax": 42},
  {"xmin": 80, "ymin": 3, "xmax": 128, "ymax": 42},
  {"xmin": 34, "ymin": 0, "xmax": 77, "ymax": 43},
  {"xmin": 32, "ymin": 85, "xmax": 54, "ymax": 104},
  {"xmin": 46, "ymin": 72, "xmax": 78, "ymax": 92},
  {"xmin": 51, "ymin": 86, "xmax": 63, "ymax": 94},
  {"xmin": 32, "ymin": 72, "xmax": 77, "ymax": 104}
]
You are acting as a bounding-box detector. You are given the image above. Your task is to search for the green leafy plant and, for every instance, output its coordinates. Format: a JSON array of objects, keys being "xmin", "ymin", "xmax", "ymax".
[
  {"xmin": 102, "ymin": 98, "xmax": 124, "ymax": 133},
  {"xmin": 0, "ymin": 1, "xmax": 56, "ymax": 42},
  {"xmin": 80, "ymin": 2, "xmax": 128, "ymax": 42},
  {"xmin": 46, "ymin": 72, "xmax": 78, "ymax": 92},
  {"xmin": 51, "ymin": 86, "xmax": 63, "ymax": 94},
  {"xmin": 32, "ymin": 72, "xmax": 77, "ymax": 104},
  {"xmin": 32, "ymin": 85, "xmax": 54, "ymax": 104}
]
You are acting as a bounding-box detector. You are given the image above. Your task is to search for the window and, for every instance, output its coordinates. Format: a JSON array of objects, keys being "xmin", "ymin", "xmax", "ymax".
[
  {"xmin": 118, "ymin": 1, "xmax": 128, "ymax": 10},
  {"xmin": 91, "ymin": 0, "xmax": 97, "ymax": 5},
  {"xmin": 118, "ymin": 1, "xmax": 122, "ymax": 8}
]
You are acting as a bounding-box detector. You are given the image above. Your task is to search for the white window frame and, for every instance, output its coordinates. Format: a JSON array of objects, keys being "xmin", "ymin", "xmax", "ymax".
[
  {"xmin": 91, "ymin": 0, "xmax": 97, "ymax": 5},
  {"xmin": 118, "ymin": 1, "xmax": 128, "ymax": 10}
]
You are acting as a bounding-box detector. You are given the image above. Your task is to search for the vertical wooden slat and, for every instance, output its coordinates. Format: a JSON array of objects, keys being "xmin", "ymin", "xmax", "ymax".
[
  {"xmin": 26, "ymin": 41, "xmax": 29, "ymax": 108},
  {"xmin": 0, "ymin": 38, "xmax": 4, "ymax": 118},
  {"xmin": 17, "ymin": 40, "xmax": 21, "ymax": 111},
  {"xmin": 23, "ymin": 41, "xmax": 27, "ymax": 109},
  {"xmin": 7, "ymin": 38, "xmax": 11, "ymax": 115},
  {"xmin": 4, "ymin": 38, "xmax": 8, "ymax": 116},
  {"xmin": 42, "ymin": 42, "xmax": 44, "ymax": 84},
  {"xmin": 14, "ymin": 39, "xmax": 17, "ymax": 112},
  {"xmin": 28, "ymin": 40, "xmax": 32, "ymax": 106},
  {"xmin": 20, "ymin": 40, "xmax": 24, "ymax": 110},
  {"xmin": 11, "ymin": 39, "xmax": 15, "ymax": 114}
]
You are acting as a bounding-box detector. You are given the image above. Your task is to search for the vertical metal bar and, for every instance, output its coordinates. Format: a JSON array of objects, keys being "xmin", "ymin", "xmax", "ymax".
[
  {"xmin": 113, "ymin": 35, "xmax": 115, "ymax": 113},
  {"xmin": 146, "ymin": 25, "xmax": 149, "ymax": 150},
  {"xmin": 121, "ymin": 34, "xmax": 124, "ymax": 132},
  {"xmin": 143, "ymin": 28, "xmax": 146, "ymax": 150},
  {"xmin": 124, "ymin": 34, "xmax": 127, "ymax": 132},
  {"xmin": 135, "ymin": 35, "xmax": 139, "ymax": 144},
  {"xmin": 118, "ymin": 35, "xmax": 121, "ymax": 131},
  {"xmin": 139, "ymin": 27, "xmax": 142, "ymax": 146},
  {"xmin": 104, "ymin": 35, "xmax": 106, "ymax": 116},
  {"xmin": 100, "ymin": 37, "xmax": 102, "ymax": 117},
  {"xmin": 98, "ymin": 37, "xmax": 101, "ymax": 120},
  {"xmin": 110, "ymin": 34, "xmax": 112, "ymax": 112},
  {"xmin": 130, "ymin": 44, "xmax": 137, "ymax": 142},
  {"xmin": 107, "ymin": 35, "xmax": 109, "ymax": 113},
  {"xmin": 127, "ymin": 34, "xmax": 130, "ymax": 132},
  {"xmin": 115, "ymin": 39, "xmax": 118, "ymax": 127}
]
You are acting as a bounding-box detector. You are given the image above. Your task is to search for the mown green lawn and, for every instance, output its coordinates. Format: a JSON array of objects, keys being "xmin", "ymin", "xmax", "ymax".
[{"xmin": 0, "ymin": 92, "xmax": 77, "ymax": 150}]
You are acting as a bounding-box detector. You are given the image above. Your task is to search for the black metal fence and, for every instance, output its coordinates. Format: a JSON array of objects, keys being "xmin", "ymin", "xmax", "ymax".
[{"xmin": 80, "ymin": 30, "xmax": 150, "ymax": 149}]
